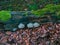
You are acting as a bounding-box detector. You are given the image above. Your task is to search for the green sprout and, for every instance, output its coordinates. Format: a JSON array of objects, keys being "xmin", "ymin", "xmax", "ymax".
[{"xmin": 0, "ymin": 11, "xmax": 11, "ymax": 22}]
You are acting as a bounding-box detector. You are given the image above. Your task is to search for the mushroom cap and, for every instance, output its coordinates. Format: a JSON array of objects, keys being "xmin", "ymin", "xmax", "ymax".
[
  {"xmin": 33, "ymin": 22, "xmax": 40, "ymax": 27},
  {"xmin": 27, "ymin": 23, "xmax": 33, "ymax": 28},
  {"xmin": 18, "ymin": 23, "xmax": 25, "ymax": 28}
]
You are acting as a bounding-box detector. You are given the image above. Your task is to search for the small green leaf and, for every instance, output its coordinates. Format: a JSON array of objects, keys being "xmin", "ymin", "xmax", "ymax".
[{"xmin": 0, "ymin": 11, "xmax": 11, "ymax": 22}]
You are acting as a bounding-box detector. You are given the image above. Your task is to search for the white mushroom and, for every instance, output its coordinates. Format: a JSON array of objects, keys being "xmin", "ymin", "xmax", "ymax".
[
  {"xmin": 27, "ymin": 23, "xmax": 33, "ymax": 28},
  {"xmin": 18, "ymin": 23, "xmax": 25, "ymax": 29},
  {"xmin": 33, "ymin": 22, "xmax": 40, "ymax": 27},
  {"xmin": 13, "ymin": 28, "xmax": 17, "ymax": 31}
]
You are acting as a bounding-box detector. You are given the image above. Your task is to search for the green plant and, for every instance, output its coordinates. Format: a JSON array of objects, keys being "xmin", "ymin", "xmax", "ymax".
[
  {"xmin": 0, "ymin": 11, "xmax": 11, "ymax": 22},
  {"xmin": 32, "ymin": 4, "xmax": 60, "ymax": 17}
]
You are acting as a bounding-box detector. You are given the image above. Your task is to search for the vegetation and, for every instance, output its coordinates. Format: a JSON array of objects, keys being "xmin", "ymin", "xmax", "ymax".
[
  {"xmin": 32, "ymin": 4, "xmax": 60, "ymax": 18},
  {"xmin": 0, "ymin": 0, "xmax": 60, "ymax": 11},
  {"xmin": 0, "ymin": 0, "xmax": 60, "ymax": 21},
  {"xmin": 0, "ymin": 11, "xmax": 11, "ymax": 22}
]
